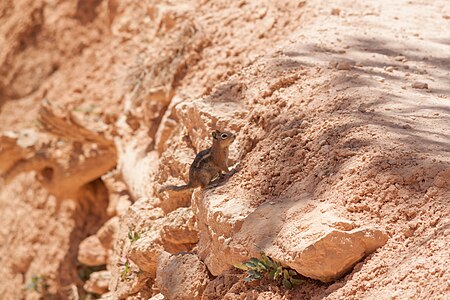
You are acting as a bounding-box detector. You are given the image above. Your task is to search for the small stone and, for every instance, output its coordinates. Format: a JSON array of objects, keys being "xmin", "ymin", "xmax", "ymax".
[
  {"xmin": 331, "ymin": 8, "xmax": 341, "ymax": 16},
  {"xmin": 394, "ymin": 55, "xmax": 407, "ymax": 62},
  {"xmin": 336, "ymin": 61, "xmax": 352, "ymax": 70},
  {"xmin": 412, "ymin": 81, "xmax": 429, "ymax": 89},
  {"xmin": 149, "ymin": 294, "xmax": 165, "ymax": 300},
  {"xmin": 404, "ymin": 228, "xmax": 414, "ymax": 238},
  {"xmin": 374, "ymin": 76, "xmax": 385, "ymax": 83},
  {"xmin": 434, "ymin": 177, "xmax": 446, "ymax": 188},
  {"xmin": 385, "ymin": 66, "xmax": 395, "ymax": 72},
  {"xmin": 156, "ymin": 252, "xmax": 210, "ymax": 300},
  {"xmin": 17, "ymin": 129, "xmax": 38, "ymax": 148},
  {"xmin": 329, "ymin": 60, "xmax": 352, "ymax": 70}
]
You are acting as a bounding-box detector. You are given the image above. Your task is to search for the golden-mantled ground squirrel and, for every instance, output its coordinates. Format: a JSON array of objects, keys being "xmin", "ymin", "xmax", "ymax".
[{"xmin": 160, "ymin": 130, "xmax": 235, "ymax": 192}]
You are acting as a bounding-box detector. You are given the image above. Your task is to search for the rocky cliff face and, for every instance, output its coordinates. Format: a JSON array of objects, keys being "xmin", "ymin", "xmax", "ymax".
[{"xmin": 1, "ymin": 0, "xmax": 449, "ymax": 299}]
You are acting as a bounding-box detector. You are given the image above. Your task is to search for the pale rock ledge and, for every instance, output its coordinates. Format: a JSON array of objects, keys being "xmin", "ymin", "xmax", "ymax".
[{"xmin": 194, "ymin": 187, "xmax": 388, "ymax": 283}]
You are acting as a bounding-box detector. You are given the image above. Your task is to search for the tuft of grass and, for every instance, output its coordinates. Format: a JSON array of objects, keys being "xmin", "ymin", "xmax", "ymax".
[
  {"xmin": 127, "ymin": 227, "xmax": 141, "ymax": 243},
  {"xmin": 120, "ymin": 259, "xmax": 132, "ymax": 281},
  {"xmin": 119, "ymin": 257, "xmax": 143, "ymax": 282},
  {"xmin": 235, "ymin": 253, "xmax": 306, "ymax": 289}
]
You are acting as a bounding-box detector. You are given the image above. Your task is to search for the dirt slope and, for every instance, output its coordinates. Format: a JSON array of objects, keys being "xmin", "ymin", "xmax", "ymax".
[{"xmin": 0, "ymin": 0, "xmax": 449, "ymax": 299}]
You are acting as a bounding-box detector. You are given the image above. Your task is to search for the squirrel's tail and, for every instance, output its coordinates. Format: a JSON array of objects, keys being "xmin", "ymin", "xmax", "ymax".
[{"xmin": 159, "ymin": 182, "xmax": 193, "ymax": 193}]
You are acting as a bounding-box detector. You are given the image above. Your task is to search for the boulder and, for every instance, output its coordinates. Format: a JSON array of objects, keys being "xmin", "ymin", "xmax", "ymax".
[
  {"xmin": 194, "ymin": 187, "xmax": 388, "ymax": 282},
  {"xmin": 286, "ymin": 223, "xmax": 388, "ymax": 282},
  {"xmin": 160, "ymin": 207, "xmax": 198, "ymax": 247},
  {"xmin": 78, "ymin": 235, "xmax": 108, "ymax": 266},
  {"xmin": 128, "ymin": 206, "xmax": 200, "ymax": 275},
  {"xmin": 128, "ymin": 230, "xmax": 163, "ymax": 277},
  {"xmin": 156, "ymin": 251, "xmax": 210, "ymax": 300}
]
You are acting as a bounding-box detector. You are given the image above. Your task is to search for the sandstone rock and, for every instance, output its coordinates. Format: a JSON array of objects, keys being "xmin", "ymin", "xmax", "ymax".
[
  {"xmin": 175, "ymin": 96, "xmax": 247, "ymax": 162},
  {"xmin": 115, "ymin": 196, "xmax": 133, "ymax": 216},
  {"xmin": 412, "ymin": 81, "xmax": 429, "ymax": 89},
  {"xmin": 155, "ymin": 95, "xmax": 247, "ymax": 213},
  {"xmin": 192, "ymin": 187, "xmax": 255, "ymax": 276},
  {"xmin": 329, "ymin": 60, "xmax": 352, "ymax": 70},
  {"xmin": 126, "ymin": 199, "xmax": 165, "ymax": 229},
  {"xmin": 78, "ymin": 235, "xmax": 108, "ymax": 266},
  {"xmin": 156, "ymin": 251, "xmax": 210, "ymax": 300},
  {"xmin": 201, "ymin": 270, "xmax": 241, "ymax": 300},
  {"xmin": 160, "ymin": 207, "xmax": 199, "ymax": 250},
  {"xmin": 117, "ymin": 136, "xmax": 159, "ymax": 200},
  {"xmin": 331, "ymin": 8, "xmax": 341, "ymax": 16},
  {"xmin": 109, "ymin": 262, "xmax": 152, "ymax": 299},
  {"xmin": 151, "ymin": 4, "xmax": 194, "ymax": 34},
  {"xmin": 336, "ymin": 61, "xmax": 352, "ymax": 70},
  {"xmin": 394, "ymin": 55, "xmax": 407, "ymax": 62},
  {"xmin": 15, "ymin": 128, "xmax": 38, "ymax": 148},
  {"xmin": 194, "ymin": 186, "xmax": 388, "ymax": 282},
  {"xmin": 149, "ymin": 293, "xmax": 165, "ymax": 300},
  {"xmin": 129, "ymin": 231, "xmax": 164, "ymax": 277},
  {"xmin": 108, "ymin": 198, "xmax": 163, "ymax": 298},
  {"xmin": 102, "ymin": 173, "xmax": 133, "ymax": 217},
  {"xmin": 154, "ymin": 96, "xmax": 184, "ymax": 155},
  {"xmin": 127, "ymin": 206, "xmax": 199, "ymax": 275},
  {"xmin": 158, "ymin": 187, "xmax": 193, "ymax": 214},
  {"xmin": 154, "ymin": 129, "xmax": 196, "ymax": 213},
  {"xmin": 96, "ymin": 216, "xmax": 119, "ymax": 250},
  {"xmin": 433, "ymin": 168, "xmax": 450, "ymax": 189},
  {"xmin": 98, "ymin": 292, "xmax": 114, "ymax": 299},
  {"xmin": 84, "ymin": 270, "xmax": 111, "ymax": 295},
  {"xmin": 287, "ymin": 225, "xmax": 388, "ymax": 282}
]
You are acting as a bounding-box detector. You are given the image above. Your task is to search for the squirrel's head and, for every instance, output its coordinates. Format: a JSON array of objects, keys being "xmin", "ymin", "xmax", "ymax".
[{"xmin": 211, "ymin": 130, "xmax": 235, "ymax": 147}]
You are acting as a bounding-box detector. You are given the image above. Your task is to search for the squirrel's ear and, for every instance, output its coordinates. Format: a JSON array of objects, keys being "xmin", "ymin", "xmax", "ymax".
[{"xmin": 212, "ymin": 130, "xmax": 219, "ymax": 139}]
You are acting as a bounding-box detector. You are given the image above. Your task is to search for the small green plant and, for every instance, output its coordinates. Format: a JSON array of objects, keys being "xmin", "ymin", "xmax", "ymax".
[
  {"xmin": 25, "ymin": 274, "xmax": 49, "ymax": 294},
  {"xmin": 120, "ymin": 259, "xmax": 133, "ymax": 281},
  {"xmin": 235, "ymin": 253, "xmax": 306, "ymax": 289},
  {"xmin": 127, "ymin": 227, "xmax": 141, "ymax": 243}
]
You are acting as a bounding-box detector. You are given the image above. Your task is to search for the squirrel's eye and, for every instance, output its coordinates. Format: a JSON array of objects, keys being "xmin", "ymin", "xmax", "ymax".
[{"xmin": 221, "ymin": 133, "xmax": 228, "ymax": 139}]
